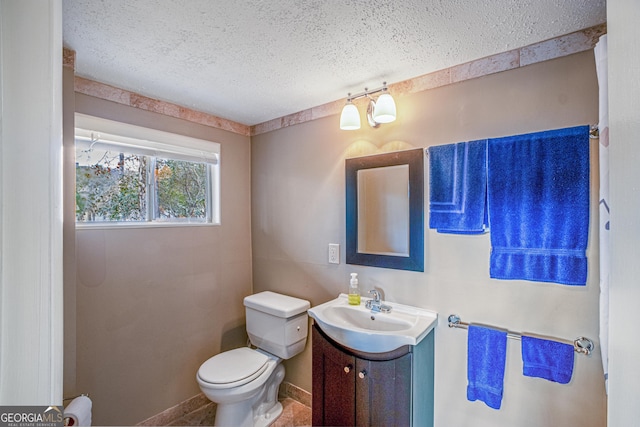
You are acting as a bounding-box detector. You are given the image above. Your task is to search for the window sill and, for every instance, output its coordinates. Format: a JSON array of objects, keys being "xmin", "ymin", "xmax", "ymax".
[{"xmin": 76, "ymin": 221, "xmax": 219, "ymax": 230}]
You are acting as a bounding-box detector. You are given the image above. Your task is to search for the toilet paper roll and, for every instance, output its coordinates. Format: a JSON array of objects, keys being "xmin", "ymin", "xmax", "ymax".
[{"xmin": 64, "ymin": 395, "xmax": 92, "ymax": 426}]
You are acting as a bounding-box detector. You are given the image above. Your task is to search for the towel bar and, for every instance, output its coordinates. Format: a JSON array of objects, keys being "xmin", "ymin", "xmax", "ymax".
[{"xmin": 447, "ymin": 314, "xmax": 594, "ymax": 355}]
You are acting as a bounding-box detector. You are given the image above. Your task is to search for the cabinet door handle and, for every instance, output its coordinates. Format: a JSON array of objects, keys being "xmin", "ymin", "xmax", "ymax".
[
  {"xmin": 344, "ymin": 365, "xmax": 352, "ymax": 373},
  {"xmin": 358, "ymin": 370, "xmax": 367, "ymax": 379}
]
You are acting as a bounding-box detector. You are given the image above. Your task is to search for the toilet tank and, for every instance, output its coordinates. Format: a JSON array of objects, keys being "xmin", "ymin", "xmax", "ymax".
[{"xmin": 244, "ymin": 291, "xmax": 311, "ymax": 359}]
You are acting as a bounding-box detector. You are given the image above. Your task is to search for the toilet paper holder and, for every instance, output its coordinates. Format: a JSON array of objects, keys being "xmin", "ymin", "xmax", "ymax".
[{"xmin": 63, "ymin": 393, "xmax": 90, "ymax": 402}]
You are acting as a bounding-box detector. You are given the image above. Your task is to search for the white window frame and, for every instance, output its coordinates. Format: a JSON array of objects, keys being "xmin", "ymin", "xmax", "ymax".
[{"xmin": 75, "ymin": 113, "xmax": 220, "ymax": 228}]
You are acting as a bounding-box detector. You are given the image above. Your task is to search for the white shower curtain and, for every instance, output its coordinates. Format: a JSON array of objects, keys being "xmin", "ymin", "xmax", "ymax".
[{"xmin": 595, "ymin": 34, "xmax": 609, "ymax": 395}]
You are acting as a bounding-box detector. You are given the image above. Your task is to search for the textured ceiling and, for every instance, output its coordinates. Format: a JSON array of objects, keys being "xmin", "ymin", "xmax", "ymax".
[{"xmin": 63, "ymin": 0, "xmax": 606, "ymax": 126}]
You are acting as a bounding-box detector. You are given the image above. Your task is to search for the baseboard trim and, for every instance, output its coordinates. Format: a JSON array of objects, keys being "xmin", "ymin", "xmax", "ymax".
[
  {"xmin": 137, "ymin": 382, "xmax": 310, "ymax": 426},
  {"xmin": 279, "ymin": 381, "xmax": 311, "ymax": 408},
  {"xmin": 136, "ymin": 393, "xmax": 215, "ymax": 426}
]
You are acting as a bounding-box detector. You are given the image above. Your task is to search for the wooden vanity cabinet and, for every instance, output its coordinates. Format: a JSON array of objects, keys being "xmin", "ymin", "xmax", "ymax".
[{"xmin": 312, "ymin": 323, "xmax": 434, "ymax": 427}]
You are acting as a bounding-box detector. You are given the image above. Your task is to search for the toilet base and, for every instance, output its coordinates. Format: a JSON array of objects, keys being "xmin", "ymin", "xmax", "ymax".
[
  {"xmin": 254, "ymin": 401, "xmax": 282, "ymax": 427},
  {"xmin": 213, "ymin": 363, "xmax": 285, "ymax": 427}
]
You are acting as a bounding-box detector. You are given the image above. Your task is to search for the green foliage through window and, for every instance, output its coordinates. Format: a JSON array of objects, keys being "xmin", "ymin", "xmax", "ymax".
[
  {"xmin": 155, "ymin": 159, "xmax": 207, "ymax": 219},
  {"xmin": 76, "ymin": 145, "xmax": 213, "ymax": 224}
]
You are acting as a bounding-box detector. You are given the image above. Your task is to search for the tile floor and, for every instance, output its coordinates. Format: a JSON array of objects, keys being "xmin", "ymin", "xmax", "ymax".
[
  {"xmin": 167, "ymin": 397, "xmax": 311, "ymax": 426},
  {"xmin": 272, "ymin": 398, "xmax": 312, "ymax": 427}
]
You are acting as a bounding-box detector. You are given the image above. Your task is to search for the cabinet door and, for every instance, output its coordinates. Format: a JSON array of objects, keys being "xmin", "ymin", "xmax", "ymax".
[
  {"xmin": 312, "ymin": 326, "xmax": 356, "ymax": 427},
  {"xmin": 355, "ymin": 353, "xmax": 412, "ymax": 427}
]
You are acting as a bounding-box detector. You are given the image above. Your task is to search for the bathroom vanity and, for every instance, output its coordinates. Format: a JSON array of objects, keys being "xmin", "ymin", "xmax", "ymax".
[{"xmin": 308, "ymin": 295, "xmax": 436, "ymax": 427}]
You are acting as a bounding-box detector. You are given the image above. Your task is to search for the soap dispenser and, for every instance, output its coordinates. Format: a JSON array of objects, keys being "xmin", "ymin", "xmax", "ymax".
[{"xmin": 348, "ymin": 273, "xmax": 361, "ymax": 305}]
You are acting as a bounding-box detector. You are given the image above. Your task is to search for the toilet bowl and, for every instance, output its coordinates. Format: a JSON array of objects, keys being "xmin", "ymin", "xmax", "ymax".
[
  {"xmin": 197, "ymin": 348, "xmax": 284, "ymax": 427},
  {"xmin": 197, "ymin": 291, "xmax": 310, "ymax": 427}
]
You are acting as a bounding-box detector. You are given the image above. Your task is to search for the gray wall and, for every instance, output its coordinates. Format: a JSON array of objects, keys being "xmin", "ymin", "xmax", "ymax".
[
  {"xmin": 69, "ymin": 94, "xmax": 253, "ymax": 425},
  {"xmin": 251, "ymin": 51, "xmax": 607, "ymax": 426}
]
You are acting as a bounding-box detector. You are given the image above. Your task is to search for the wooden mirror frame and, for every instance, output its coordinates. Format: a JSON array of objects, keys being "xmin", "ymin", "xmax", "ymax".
[{"xmin": 345, "ymin": 148, "xmax": 424, "ymax": 271}]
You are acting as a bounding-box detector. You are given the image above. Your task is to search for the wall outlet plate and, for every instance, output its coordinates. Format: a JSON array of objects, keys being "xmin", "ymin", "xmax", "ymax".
[{"xmin": 328, "ymin": 243, "xmax": 340, "ymax": 264}]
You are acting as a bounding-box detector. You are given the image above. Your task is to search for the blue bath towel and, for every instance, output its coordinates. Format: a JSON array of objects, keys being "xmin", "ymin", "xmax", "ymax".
[
  {"xmin": 487, "ymin": 125, "xmax": 590, "ymax": 285},
  {"xmin": 429, "ymin": 140, "xmax": 488, "ymax": 234},
  {"xmin": 521, "ymin": 335, "xmax": 574, "ymax": 384},
  {"xmin": 467, "ymin": 325, "xmax": 508, "ymax": 410}
]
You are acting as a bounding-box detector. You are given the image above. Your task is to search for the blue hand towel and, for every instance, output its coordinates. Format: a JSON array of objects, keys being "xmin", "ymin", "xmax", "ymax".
[
  {"xmin": 467, "ymin": 325, "xmax": 508, "ymax": 410},
  {"xmin": 487, "ymin": 125, "xmax": 590, "ymax": 285},
  {"xmin": 429, "ymin": 140, "xmax": 488, "ymax": 234},
  {"xmin": 521, "ymin": 335, "xmax": 574, "ymax": 384}
]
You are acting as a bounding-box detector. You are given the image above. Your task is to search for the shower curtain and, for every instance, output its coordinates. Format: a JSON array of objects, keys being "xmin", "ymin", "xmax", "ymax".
[{"xmin": 595, "ymin": 34, "xmax": 609, "ymax": 394}]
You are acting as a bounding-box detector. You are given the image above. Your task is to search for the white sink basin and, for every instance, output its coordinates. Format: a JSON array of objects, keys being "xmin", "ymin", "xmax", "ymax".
[{"xmin": 307, "ymin": 294, "xmax": 438, "ymax": 353}]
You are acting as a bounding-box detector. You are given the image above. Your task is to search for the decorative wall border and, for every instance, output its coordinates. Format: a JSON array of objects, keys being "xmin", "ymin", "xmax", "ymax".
[
  {"xmin": 63, "ymin": 48, "xmax": 250, "ymax": 137},
  {"xmin": 251, "ymin": 23, "xmax": 606, "ymax": 136},
  {"xmin": 63, "ymin": 23, "xmax": 605, "ymax": 138}
]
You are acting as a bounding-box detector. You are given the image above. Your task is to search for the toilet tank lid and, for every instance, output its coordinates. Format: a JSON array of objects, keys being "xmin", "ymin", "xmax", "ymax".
[{"xmin": 244, "ymin": 291, "xmax": 310, "ymax": 318}]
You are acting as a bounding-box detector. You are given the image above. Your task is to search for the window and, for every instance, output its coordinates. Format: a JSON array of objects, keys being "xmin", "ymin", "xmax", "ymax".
[{"xmin": 75, "ymin": 114, "xmax": 220, "ymax": 226}]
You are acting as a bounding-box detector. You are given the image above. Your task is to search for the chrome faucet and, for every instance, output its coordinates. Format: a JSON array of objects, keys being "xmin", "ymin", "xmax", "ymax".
[{"xmin": 365, "ymin": 289, "xmax": 392, "ymax": 313}]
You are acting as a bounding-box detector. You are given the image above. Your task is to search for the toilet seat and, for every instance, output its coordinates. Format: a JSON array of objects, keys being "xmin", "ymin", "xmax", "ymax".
[{"xmin": 198, "ymin": 347, "xmax": 270, "ymax": 388}]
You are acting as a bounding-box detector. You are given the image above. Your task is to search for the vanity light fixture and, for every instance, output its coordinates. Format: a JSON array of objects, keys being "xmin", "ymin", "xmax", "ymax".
[
  {"xmin": 340, "ymin": 99, "xmax": 361, "ymax": 130},
  {"xmin": 339, "ymin": 82, "xmax": 396, "ymax": 130}
]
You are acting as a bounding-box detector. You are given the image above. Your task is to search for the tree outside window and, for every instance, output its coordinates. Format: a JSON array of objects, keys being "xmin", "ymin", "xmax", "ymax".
[{"xmin": 75, "ymin": 128, "xmax": 218, "ymax": 226}]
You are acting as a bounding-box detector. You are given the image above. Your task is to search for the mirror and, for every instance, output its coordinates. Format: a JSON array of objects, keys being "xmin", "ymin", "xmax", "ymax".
[
  {"xmin": 357, "ymin": 165, "xmax": 410, "ymax": 256},
  {"xmin": 346, "ymin": 148, "xmax": 424, "ymax": 271}
]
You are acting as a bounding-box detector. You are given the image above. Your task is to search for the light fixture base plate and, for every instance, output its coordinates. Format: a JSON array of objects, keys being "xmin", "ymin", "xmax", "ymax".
[{"xmin": 366, "ymin": 99, "xmax": 380, "ymax": 128}]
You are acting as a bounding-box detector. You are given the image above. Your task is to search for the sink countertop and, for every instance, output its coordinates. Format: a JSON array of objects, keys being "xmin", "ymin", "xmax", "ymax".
[{"xmin": 307, "ymin": 294, "xmax": 438, "ymax": 353}]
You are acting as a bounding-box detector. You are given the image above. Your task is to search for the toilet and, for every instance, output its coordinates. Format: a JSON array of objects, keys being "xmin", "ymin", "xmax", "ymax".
[{"xmin": 197, "ymin": 291, "xmax": 310, "ymax": 427}]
